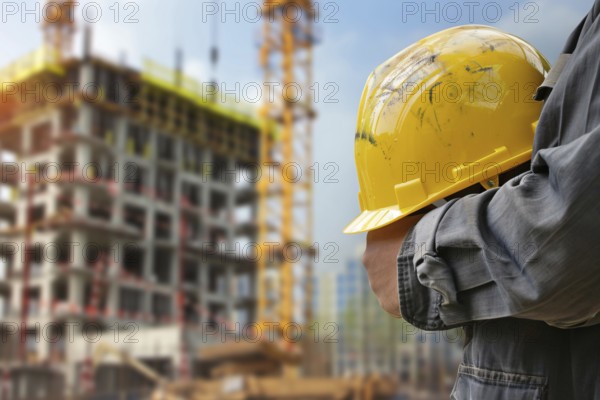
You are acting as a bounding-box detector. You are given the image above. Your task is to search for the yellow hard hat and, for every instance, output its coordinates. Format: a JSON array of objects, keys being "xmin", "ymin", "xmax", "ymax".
[{"xmin": 344, "ymin": 25, "xmax": 550, "ymax": 234}]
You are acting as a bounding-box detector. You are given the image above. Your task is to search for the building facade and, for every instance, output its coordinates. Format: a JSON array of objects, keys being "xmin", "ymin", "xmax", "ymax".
[{"xmin": 0, "ymin": 47, "xmax": 260, "ymax": 398}]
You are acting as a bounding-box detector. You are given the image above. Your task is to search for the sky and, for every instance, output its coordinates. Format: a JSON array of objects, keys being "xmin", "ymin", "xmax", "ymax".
[{"xmin": 0, "ymin": 0, "xmax": 593, "ymax": 270}]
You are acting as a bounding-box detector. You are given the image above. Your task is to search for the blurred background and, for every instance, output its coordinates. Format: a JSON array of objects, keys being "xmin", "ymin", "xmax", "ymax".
[{"xmin": 0, "ymin": 0, "xmax": 591, "ymax": 399}]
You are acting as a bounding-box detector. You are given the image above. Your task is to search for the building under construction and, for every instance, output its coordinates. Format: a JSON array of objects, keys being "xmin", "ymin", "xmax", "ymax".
[
  {"xmin": 0, "ymin": 0, "xmax": 341, "ymax": 398},
  {"xmin": 0, "ymin": 11, "xmax": 269, "ymax": 400}
]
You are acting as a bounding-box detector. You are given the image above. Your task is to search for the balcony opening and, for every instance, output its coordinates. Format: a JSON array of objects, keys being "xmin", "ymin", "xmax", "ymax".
[
  {"xmin": 209, "ymin": 227, "xmax": 227, "ymax": 250},
  {"xmin": 183, "ymin": 259, "xmax": 198, "ymax": 285},
  {"xmin": 183, "ymin": 144, "xmax": 203, "ymax": 174},
  {"xmin": 61, "ymin": 106, "xmax": 78, "ymax": 133},
  {"xmin": 88, "ymin": 193, "xmax": 112, "ymax": 221},
  {"xmin": 156, "ymin": 169, "xmax": 174, "ymax": 203},
  {"xmin": 27, "ymin": 287, "xmax": 41, "ymax": 316},
  {"xmin": 123, "ymin": 163, "xmax": 146, "ymax": 195},
  {"xmin": 234, "ymin": 271, "xmax": 253, "ymax": 298},
  {"xmin": 31, "ymin": 122, "xmax": 52, "ymax": 154},
  {"xmin": 225, "ymin": 123, "xmax": 236, "ymax": 151},
  {"xmin": 56, "ymin": 189, "xmax": 74, "ymax": 214},
  {"xmin": 32, "ymin": 204, "xmax": 46, "ymax": 226},
  {"xmin": 183, "ymin": 293, "xmax": 199, "ymax": 324},
  {"xmin": 186, "ymin": 110, "xmax": 197, "ymax": 134},
  {"xmin": 84, "ymin": 244, "xmax": 111, "ymax": 268},
  {"xmin": 93, "ymin": 109, "xmax": 116, "ymax": 142},
  {"xmin": 207, "ymin": 303, "xmax": 226, "ymax": 330},
  {"xmin": 83, "ymin": 282, "xmax": 107, "ymax": 313},
  {"xmin": 126, "ymin": 124, "xmax": 149, "ymax": 157},
  {"xmin": 119, "ymin": 287, "xmax": 143, "ymax": 317},
  {"xmin": 30, "ymin": 244, "xmax": 43, "ymax": 277},
  {"xmin": 48, "ymin": 323, "xmax": 67, "ymax": 363},
  {"xmin": 181, "ymin": 182, "xmax": 200, "ymax": 207},
  {"xmin": 152, "ymin": 248, "xmax": 172, "ymax": 285},
  {"xmin": 210, "ymin": 191, "xmax": 228, "ymax": 220},
  {"xmin": 56, "ymin": 240, "xmax": 72, "ymax": 266},
  {"xmin": 181, "ymin": 213, "xmax": 201, "ymax": 243},
  {"xmin": 122, "ymin": 245, "xmax": 144, "ymax": 278},
  {"xmin": 123, "ymin": 204, "xmax": 145, "ymax": 231},
  {"xmin": 52, "ymin": 279, "xmax": 68, "ymax": 303},
  {"xmin": 212, "ymin": 155, "xmax": 232, "ymax": 184},
  {"xmin": 157, "ymin": 134, "xmax": 175, "ymax": 161},
  {"xmin": 208, "ymin": 265, "xmax": 226, "ymax": 295},
  {"xmin": 155, "ymin": 212, "xmax": 171, "ymax": 240},
  {"xmin": 151, "ymin": 293, "xmax": 171, "ymax": 323},
  {"xmin": 105, "ymin": 70, "xmax": 120, "ymax": 104}
]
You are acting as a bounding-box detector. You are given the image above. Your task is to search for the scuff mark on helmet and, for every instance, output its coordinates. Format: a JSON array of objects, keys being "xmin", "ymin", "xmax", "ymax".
[
  {"xmin": 368, "ymin": 133, "xmax": 377, "ymax": 145},
  {"xmin": 432, "ymin": 109, "xmax": 442, "ymax": 132},
  {"xmin": 355, "ymin": 131, "xmax": 377, "ymax": 146},
  {"xmin": 419, "ymin": 107, "xmax": 426, "ymax": 127},
  {"xmin": 465, "ymin": 61, "xmax": 493, "ymax": 74},
  {"xmin": 429, "ymin": 82, "xmax": 442, "ymax": 104}
]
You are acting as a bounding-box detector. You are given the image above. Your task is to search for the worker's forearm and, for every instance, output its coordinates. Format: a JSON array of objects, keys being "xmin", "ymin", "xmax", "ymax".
[{"xmin": 398, "ymin": 126, "xmax": 600, "ymax": 330}]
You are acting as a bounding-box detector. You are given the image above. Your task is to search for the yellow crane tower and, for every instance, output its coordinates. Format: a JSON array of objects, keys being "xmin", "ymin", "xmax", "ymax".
[
  {"xmin": 42, "ymin": 0, "xmax": 77, "ymax": 60},
  {"xmin": 257, "ymin": 0, "xmax": 317, "ymax": 333}
]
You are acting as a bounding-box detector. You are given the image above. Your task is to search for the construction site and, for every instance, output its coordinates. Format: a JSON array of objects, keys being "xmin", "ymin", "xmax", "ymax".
[{"xmin": 0, "ymin": 0, "xmax": 403, "ymax": 399}]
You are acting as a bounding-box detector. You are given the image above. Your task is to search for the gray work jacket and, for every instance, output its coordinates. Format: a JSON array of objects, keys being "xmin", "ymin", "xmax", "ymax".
[{"xmin": 398, "ymin": 1, "xmax": 600, "ymax": 398}]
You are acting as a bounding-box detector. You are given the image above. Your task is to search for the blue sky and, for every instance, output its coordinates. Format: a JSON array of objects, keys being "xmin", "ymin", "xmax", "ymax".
[{"xmin": 0, "ymin": 0, "xmax": 593, "ymax": 268}]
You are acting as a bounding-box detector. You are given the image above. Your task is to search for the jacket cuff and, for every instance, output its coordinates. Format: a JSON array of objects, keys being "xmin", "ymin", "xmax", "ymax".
[{"xmin": 398, "ymin": 203, "xmax": 466, "ymax": 331}]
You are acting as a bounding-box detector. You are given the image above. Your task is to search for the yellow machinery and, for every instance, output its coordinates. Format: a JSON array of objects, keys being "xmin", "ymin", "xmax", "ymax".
[
  {"xmin": 156, "ymin": 341, "xmax": 396, "ymax": 399},
  {"xmin": 92, "ymin": 342, "xmax": 397, "ymax": 400},
  {"xmin": 154, "ymin": 375, "xmax": 397, "ymax": 400}
]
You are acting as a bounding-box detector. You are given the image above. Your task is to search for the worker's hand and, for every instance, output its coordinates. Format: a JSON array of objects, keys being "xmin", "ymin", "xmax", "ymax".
[{"xmin": 362, "ymin": 214, "xmax": 425, "ymax": 318}]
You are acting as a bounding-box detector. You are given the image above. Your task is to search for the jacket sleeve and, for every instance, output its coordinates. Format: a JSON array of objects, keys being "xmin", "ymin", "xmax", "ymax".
[
  {"xmin": 398, "ymin": 127, "xmax": 600, "ymax": 331},
  {"xmin": 398, "ymin": 0, "xmax": 600, "ymax": 331}
]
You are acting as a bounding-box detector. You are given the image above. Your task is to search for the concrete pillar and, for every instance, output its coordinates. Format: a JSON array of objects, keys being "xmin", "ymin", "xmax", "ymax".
[
  {"xmin": 68, "ymin": 275, "xmax": 85, "ymax": 311},
  {"xmin": 73, "ymin": 143, "xmax": 91, "ymax": 217},
  {"xmin": 71, "ymin": 231, "xmax": 86, "ymax": 268},
  {"xmin": 225, "ymin": 264, "xmax": 234, "ymax": 317},
  {"xmin": 199, "ymin": 262, "xmax": 209, "ymax": 324},
  {"xmin": 105, "ymin": 279, "xmax": 119, "ymax": 318},
  {"xmin": 78, "ymin": 104, "xmax": 93, "ymax": 137}
]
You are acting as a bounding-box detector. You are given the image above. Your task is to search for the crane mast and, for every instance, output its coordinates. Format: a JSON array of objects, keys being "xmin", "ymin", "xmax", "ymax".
[{"xmin": 257, "ymin": 0, "xmax": 316, "ymax": 331}]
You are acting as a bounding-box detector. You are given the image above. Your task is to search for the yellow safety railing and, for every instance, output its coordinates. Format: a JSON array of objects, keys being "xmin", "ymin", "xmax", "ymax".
[
  {"xmin": 0, "ymin": 45, "xmax": 64, "ymax": 85},
  {"xmin": 141, "ymin": 58, "xmax": 262, "ymax": 129}
]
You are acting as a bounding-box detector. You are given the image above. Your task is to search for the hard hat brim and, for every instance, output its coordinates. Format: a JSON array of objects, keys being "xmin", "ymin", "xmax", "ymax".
[{"xmin": 343, "ymin": 206, "xmax": 405, "ymax": 234}]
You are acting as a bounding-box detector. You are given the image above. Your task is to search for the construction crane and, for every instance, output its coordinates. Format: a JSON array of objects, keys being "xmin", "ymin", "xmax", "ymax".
[
  {"xmin": 42, "ymin": 0, "xmax": 77, "ymax": 60},
  {"xmin": 257, "ymin": 0, "xmax": 316, "ymax": 334}
]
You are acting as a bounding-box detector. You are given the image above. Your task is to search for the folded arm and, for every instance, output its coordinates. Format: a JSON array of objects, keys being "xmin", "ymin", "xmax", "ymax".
[{"xmin": 399, "ymin": 127, "xmax": 600, "ymax": 330}]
